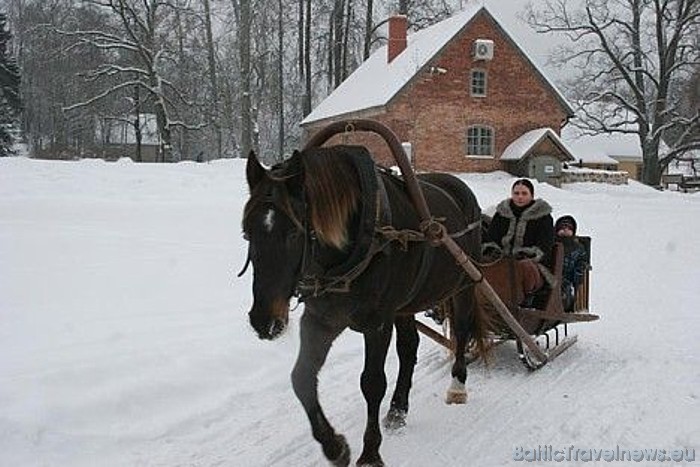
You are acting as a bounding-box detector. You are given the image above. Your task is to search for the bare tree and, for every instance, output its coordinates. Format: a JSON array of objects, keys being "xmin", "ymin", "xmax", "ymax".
[
  {"xmin": 61, "ymin": 0, "xmax": 206, "ymax": 162},
  {"xmin": 526, "ymin": 0, "xmax": 700, "ymax": 186},
  {"xmin": 231, "ymin": 0, "xmax": 252, "ymax": 158},
  {"xmin": 10, "ymin": 1, "xmax": 109, "ymax": 157},
  {"xmin": 13, "ymin": 0, "xmax": 464, "ymax": 161},
  {"xmin": 391, "ymin": 0, "xmax": 453, "ymax": 28},
  {"xmin": 303, "ymin": 0, "xmax": 311, "ymax": 116},
  {"xmin": 363, "ymin": 0, "xmax": 374, "ymax": 59},
  {"xmin": 203, "ymin": 0, "xmax": 221, "ymax": 160},
  {"xmin": 277, "ymin": 0, "xmax": 284, "ymax": 155},
  {"xmin": 0, "ymin": 10, "xmax": 21, "ymax": 156}
]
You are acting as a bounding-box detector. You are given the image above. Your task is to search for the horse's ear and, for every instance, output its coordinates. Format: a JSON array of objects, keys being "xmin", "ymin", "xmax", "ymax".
[
  {"xmin": 246, "ymin": 150, "xmax": 266, "ymax": 189},
  {"xmin": 286, "ymin": 150, "xmax": 303, "ymax": 173}
]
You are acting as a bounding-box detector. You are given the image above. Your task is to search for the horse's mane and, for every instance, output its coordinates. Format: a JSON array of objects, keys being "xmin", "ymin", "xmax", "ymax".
[
  {"xmin": 302, "ymin": 148, "xmax": 362, "ymax": 250},
  {"xmin": 244, "ymin": 147, "xmax": 365, "ymax": 250}
]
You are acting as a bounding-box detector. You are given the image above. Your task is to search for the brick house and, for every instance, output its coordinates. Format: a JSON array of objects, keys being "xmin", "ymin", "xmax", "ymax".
[{"xmin": 300, "ymin": 5, "xmax": 575, "ymax": 184}]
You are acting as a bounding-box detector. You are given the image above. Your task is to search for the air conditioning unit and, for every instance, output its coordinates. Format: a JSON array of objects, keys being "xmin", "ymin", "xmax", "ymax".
[{"xmin": 473, "ymin": 39, "xmax": 494, "ymax": 61}]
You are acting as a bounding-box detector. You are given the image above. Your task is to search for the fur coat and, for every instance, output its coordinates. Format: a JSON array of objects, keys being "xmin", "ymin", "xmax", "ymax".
[{"xmin": 483, "ymin": 198, "xmax": 555, "ymax": 283}]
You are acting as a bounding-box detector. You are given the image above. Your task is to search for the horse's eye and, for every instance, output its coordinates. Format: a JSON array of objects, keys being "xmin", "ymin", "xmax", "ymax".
[{"xmin": 286, "ymin": 230, "xmax": 305, "ymax": 244}]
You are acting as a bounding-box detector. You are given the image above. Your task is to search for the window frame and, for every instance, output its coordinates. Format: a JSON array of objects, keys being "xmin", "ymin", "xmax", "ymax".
[
  {"xmin": 465, "ymin": 125, "xmax": 494, "ymax": 158},
  {"xmin": 470, "ymin": 68, "xmax": 487, "ymax": 97}
]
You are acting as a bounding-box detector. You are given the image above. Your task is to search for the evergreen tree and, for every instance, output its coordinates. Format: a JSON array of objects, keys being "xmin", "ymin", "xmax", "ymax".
[{"xmin": 0, "ymin": 11, "xmax": 21, "ymax": 156}]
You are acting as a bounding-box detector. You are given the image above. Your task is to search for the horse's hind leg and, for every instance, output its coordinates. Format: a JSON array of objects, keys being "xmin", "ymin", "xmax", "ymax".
[
  {"xmin": 446, "ymin": 291, "xmax": 476, "ymax": 404},
  {"xmin": 384, "ymin": 315, "xmax": 419, "ymax": 430},
  {"xmin": 357, "ymin": 319, "xmax": 393, "ymax": 467},
  {"xmin": 291, "ymin": 310, "xmax": 349, "ymax": 466}
]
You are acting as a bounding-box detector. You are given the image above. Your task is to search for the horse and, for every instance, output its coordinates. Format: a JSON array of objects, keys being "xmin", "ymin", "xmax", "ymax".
[{"xmin": 242, "ymin": 144, "xmax": 490, "ymax": 466}]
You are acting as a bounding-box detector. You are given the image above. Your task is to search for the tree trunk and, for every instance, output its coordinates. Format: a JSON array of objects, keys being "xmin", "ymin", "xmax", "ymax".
[
  {"xmin": 155, "ymin": 109, "xmax": 172, "ymax": 163},
  {"xmin": 303, "ymin": 0, "xmax": 312, "ymax": 116},
  {"xmin": 363, "ymin": 0, "xmax": 373, "ymax": 60},
  {"xmin": 174, "ymin": 6, "xmax": 187, "ymax": 161},
  {"xmin": 277, "ymin": 0, "xmax": 284, "ymax": 157},
  {"xmin": 341, "ymin": 0, "xmax": 352, "ymax": 82},
  {"xmin": 332, "ymin": 0, "xmax": 345, "ymax": 88},
  {"xmin": 133, "ymin": 84, "xmax": 142, "ymax": 163},
  {"xmin": 203, "ymin": 0, "xmax": 221, "ymax": 160},
  {"xmin": 239, "ymin": 0, "xmax": 252, "ymax": 158},
  {"xmin": 328, "ymin": 7, "xmax": 335, "ymax": 89},
  {"xmin": 642, "ymin": 143, "xmax": 662, "ymax": 186},
  {"xmin": 298, "ymin": 0, "xmax": 304, "ymax": 76}
]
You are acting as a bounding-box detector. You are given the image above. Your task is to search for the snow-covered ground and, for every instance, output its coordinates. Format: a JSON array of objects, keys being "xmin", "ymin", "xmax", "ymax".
[{"xmin": 1, "ymin": 157, "xmax": 698, "ymax": 467}]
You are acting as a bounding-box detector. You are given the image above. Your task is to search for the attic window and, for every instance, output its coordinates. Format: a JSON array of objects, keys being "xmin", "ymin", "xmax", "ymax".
[
  {"xmin": 466, "ymin": 125, "xmax": 493, "ymax": 156},
  {"xmin": 471, "ymin": 69, "xmax": 487, "ymax": 97}
]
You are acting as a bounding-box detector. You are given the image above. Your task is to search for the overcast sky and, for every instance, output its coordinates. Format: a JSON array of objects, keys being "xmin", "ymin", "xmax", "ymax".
[{"xmin": 480, "ymin": 0, "xmax": 560, "ymax": 72}]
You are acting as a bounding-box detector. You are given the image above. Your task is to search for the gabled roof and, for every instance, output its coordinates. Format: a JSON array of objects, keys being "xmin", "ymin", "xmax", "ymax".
[
  {"xmin": 500, "ymin": 128, "xmax": 575, "ymax": 161},
  {"xmin": 301, "ymin": 5, "xmax": 573, "ymax": 126}
]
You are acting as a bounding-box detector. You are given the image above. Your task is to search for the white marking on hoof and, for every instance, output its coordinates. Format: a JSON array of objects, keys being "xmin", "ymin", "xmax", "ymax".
[
  {"xmin": 445, "ymin": 377, "xmax": 468, "ymax": 405},
  {"xmin": 263, "ymin": 209, "xmax": 275, "ymax": 232}
]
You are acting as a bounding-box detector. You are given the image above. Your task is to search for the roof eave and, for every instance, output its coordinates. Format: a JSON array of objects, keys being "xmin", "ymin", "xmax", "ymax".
[{"xmin": 300, "ymin": 105, "xmax": 387, "ymax": 128}]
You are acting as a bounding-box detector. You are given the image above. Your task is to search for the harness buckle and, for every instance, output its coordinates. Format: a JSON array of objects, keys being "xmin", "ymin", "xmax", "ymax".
[{"xmin": 420, "ymin": 218, "xmax": 447, "ymax": 246}]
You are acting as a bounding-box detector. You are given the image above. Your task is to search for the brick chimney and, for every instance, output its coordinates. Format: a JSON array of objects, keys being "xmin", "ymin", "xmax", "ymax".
[{"xmin": 387, "ymin": 15, "xmax": 407, "ymax": 63}]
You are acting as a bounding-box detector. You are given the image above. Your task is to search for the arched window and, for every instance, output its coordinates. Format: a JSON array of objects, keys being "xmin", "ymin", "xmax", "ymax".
[{"xmin": 466, "ymin": 125, "xmax": 493, "ymax": 156}]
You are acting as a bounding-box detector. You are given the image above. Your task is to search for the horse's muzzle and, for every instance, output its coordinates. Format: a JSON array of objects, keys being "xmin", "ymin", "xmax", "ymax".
[{"xmin": 248, "ymin": 299, "xmax": 289, "ymax": 340}]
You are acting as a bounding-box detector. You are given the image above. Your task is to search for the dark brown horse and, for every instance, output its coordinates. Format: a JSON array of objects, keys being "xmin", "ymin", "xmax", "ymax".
[{"xmin": 242, "ymin": 145, "xmax": 489, "ymax": 466}]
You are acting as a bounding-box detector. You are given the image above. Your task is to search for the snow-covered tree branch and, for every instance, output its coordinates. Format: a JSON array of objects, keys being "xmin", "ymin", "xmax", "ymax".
[{"xmin": 527, "ymin": 0, "xmax": 700, "ymax": 185}]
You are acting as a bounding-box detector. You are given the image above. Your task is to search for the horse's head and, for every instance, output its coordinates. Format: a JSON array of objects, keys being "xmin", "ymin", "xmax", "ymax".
[
  {"xmin": 242, "ymin": 150, "xmax": 306, "ymax": 340},
  {"xmin": 242, "ymin": 147, "xmax": 363, "ymax": 340}
]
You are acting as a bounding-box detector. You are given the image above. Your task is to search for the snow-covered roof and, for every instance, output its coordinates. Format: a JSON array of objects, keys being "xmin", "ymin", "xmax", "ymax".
[
  {"xmin": 500, "ymin": 127, "xmax": 574, "ymax": 161},
  {"xmin": 301, "ymin": 5, "xmax": 573, "ymax": 125},
  {"xmin": 561, "ymin": 127, "xmax": 640, "ymax": 164}
]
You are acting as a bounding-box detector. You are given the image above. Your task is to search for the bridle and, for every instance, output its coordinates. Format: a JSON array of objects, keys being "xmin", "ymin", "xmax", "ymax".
[{"xmin": 238, "ymin": 182, "xmax": 310, "ymax": 285}]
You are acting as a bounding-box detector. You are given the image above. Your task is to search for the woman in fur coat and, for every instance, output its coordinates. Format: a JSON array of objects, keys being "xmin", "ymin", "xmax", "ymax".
[{"xmin": 483, "ymin": 179, "xmax": 555, "ymax": 295}]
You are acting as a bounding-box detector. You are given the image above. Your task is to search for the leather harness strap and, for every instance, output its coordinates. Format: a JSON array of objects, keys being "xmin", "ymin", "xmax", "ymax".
[{"xmin": 296, "ymin": 170, "xmax": 482, "ymax": 301}]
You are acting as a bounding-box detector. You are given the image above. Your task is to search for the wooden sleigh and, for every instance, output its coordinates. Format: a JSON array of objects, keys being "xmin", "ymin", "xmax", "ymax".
[{"xmin": 416, "ymin": 237, "xmax": 598, "ymax": 369}]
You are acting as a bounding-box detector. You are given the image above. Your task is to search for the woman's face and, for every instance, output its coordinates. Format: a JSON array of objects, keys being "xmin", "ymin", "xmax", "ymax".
[{"xmin": 511, "ymin": 183, "xmax": 533, "ymax": 207}]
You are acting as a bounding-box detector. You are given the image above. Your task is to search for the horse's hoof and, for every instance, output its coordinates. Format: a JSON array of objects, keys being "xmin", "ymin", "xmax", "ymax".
[
  {"xmin": 356, "ymin": 454, "xmax": 385, "ymax": 467},
  {"xmin": 445, "ymin": 389, "xmax": 468, "ymax": 405},
  {"xmin": 382, "ymin": 407, "xmax": 407, "ymax": 431},
  {"xmin": 327, "ymin": 434, "xmax": 351, "ymax": 467}
]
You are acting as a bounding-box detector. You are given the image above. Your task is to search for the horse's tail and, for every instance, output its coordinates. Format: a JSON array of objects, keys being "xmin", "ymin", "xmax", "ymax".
[{"xmin": 469, "ymin": 287, "xmax": 494, "ymax": 363}]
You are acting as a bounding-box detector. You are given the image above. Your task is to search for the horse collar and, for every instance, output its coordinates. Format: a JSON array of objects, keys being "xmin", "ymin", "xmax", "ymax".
[{"xmin": 295, "ymin": 171, "xmax": 389, "ymax": 300}]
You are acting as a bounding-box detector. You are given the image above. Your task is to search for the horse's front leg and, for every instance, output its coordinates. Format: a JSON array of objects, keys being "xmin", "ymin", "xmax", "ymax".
[
  {"xmin": 384, "ymin": 315, "xmax": 419, "ymax": 430},
  {"xmin": 291, "ymin": 310, "xmax": 349, "ymax": 466},
  {"xmin": 357, "ymin": 319, "xmax": 393, "ymax": 467}
]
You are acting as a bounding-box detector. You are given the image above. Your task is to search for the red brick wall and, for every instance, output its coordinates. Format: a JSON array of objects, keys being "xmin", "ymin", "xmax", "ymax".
[{"xmin": 304, "ymin": 11, "xmax": 569, "ymax": 173}]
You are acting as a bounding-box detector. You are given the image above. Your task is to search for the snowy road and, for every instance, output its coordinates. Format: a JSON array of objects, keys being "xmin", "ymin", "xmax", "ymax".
[{"xmin": 1, "ymin": 158, "xmax": 698, "ymax": 466}]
